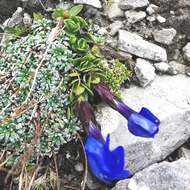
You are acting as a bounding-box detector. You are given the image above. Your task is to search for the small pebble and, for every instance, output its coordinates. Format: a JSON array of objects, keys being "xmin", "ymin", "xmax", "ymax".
[
  {"xmin": 74, "ymin": 163, "xmax": 84, "ymax": 172},
  {"xmin": 146, "ymin": 4, "xmax": 159, "ymax": 15},
  {"xmin": 146, "ymin": 16, "xmax": 156, "ymax": 22},
  {"xmin": 156, "ymin": 15, "xmax": 166, "ymax": 23}
]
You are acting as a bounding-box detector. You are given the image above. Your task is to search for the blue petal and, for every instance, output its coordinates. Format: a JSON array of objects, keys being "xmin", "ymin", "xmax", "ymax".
[
  {"xmin": 85, "ymin": 136, "xmax": 104, "ymax": 155},
  {"xmin": 128, "ymin": 113, "xmax": 159, "ymax": 138},
  {"xmin": 139, "ymin": 107, "xmax": 160, "ymax": 125},
  {"xmin": 109, "ymin": 169, "xmax": 131, "ymax": 181},
  {"xmin": 85, "ymin": 135, "xmax": 131, "ymax": 184},
  {"xmin": 106, "ymin": 146, "xmax": 125, "ymax": 172},
  {"xmin": 87, "ymin": 152, "xmax": 112, "ymax": 184}
]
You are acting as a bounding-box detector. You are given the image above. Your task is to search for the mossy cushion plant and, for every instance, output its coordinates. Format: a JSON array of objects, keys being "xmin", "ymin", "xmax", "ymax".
[{"xmin": 0, "ymin": 5, "xmax": 130, "ymax": 164}]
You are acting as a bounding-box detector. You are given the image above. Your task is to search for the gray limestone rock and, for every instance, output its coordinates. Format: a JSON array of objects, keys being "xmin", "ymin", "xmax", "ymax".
[
  {"xmin": 146, "ymin": 4, "xmax": 159, "ymax": 15},
  {"xmin": 118, "ymin": 30, "xmax": 167, "ymax": 61},
  {"xmin": 97, "ymin": 75, "xmax": 190, "ymax": 174},
  {"xmin": 74, "ymin": 0, "xmax": 102, "ymax": 8},
  {"xmin": 154, "ymin": 62, "xmax": 170, "ymax": 73},
  {"xmin": 125, "ymin": 10, "xmax": 146, "ymax": 23},
  {"xmin": 153, "ymin": 28, "xmax": 177, "ymax": 45},
  {"xmin": 107, "ymin": 0, "xmax": 124, "ymax": 20},
  {"xmin": 156, "ymin": 15, "xmax": 166, "ymax": 23},
  {"xmin": 135, "ymin": 58, "xmax": 156, "ymax": 87},
  {"xmin": 119, "ymin": 0, "xmax": 149, "ymax": 10},
  {"xmin": 23, "ymin": 13, "xmax": 32, "ymax": 26},
  {"xmin": 178, "ymin": 147, "xmax": 190, "ymax": 160},
  {"xmin": 113, "ymin": 159, "xmax": 190, "ymax": 190},
  {"xmin": 179, "ymin": 0, "xmax": 190, "ymax": 7},
  {"xmin": 183, "ymin": 43, "xmax": 190, "ymax": 63},
  {"xmin": 3, "ymin": 7, "xmax": 23, "ymax": 27},
  {"xmin": 169, "ymin": 61, "xmax": 188, "ymax": 74},
  {"xmin": 109, "ymin": 21, "xmax": 123, "ymax": 36}
]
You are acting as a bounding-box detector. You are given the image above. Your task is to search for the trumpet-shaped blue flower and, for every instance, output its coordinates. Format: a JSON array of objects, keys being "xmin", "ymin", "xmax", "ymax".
[
  {"xmin": 94, "ymin": 83, "xmax": 160, "ymax": 138},
  {"xmin": 115, "ymin": 100, "xmax": 160, "ymax": 138},
  {"xmin": 76, "ymin": 100, "xmax": 130, "ymax": 183},
  {"xmin": 85, "ymin": 132, "xmax": 131, "ymax": 184}
]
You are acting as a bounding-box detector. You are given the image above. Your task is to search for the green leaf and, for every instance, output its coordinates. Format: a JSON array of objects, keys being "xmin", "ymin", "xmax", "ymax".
[
  {"xmin": 70, "ymin": 78, "xmax": 79, "ymax": 85},
  {"xmin": 81, "ymin": 83, "xmax": 93, "ymax": 95},
  {"xmin": 53, "ymin": 8, "xmax": 70, "ymax": 20},
  {"xmin": 76, "ymin": 38, "xmax": 89, "ymax": 51},
  {"xmin": 69, "ymin": 5, "xmax": 83, "ymax": 16},
  {"xmin": 5, "ymin": 25, "xmax": 30, "ymax": 37},
  {"xmin": 72, "ymin": 16, "xmax": 88, "ymax": 29},
  {"xmin": 64, "ymin": 19, "xmax": 80, "ymax": 33},
  {"xmin": 69, "ymin": 35, "xmax": 77, "ymax": 45},
  {"xmin": 91, "ymin": 77, "xmax": 101, "ymax": 84},
  {"xmin": 69, "ymin": 72, "xmax": 79, "ymax": 77},
  {"xmin": 33, "ymin": 13, "xmax": 44, "ymax": 21},
  {"xmin": 53, "ymin": 8, "xmax": 65, "ymax": 19},
  {"xmin": 74, "ymin": 85, "xmax": 85, "ymax": 96}
]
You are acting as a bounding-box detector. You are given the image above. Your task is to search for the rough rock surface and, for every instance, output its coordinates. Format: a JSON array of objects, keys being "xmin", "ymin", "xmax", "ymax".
[
  {"xmin": 119, "ymin": 0, "xmax": 149, "ymax": 10},
  {"xmin": 97, "ymin": 75, "xmax": 190, "ymax": 174},
  {"xmin": 154, "ymin": 62, "xmax": 170, "ymax": 73},
  {"xmin": 107, "ymin": 0, "xmax": 124, "ymax": 20},
  {"xmin": 169, "ymin": 61, "xmax": 188, "ymax": 74},
  {"xmin": 3, "ymin": 7, "xmax": 23, "ymax": 27},
  {"xmin": 135, "ymin": 58, "xmax": 156, "ymax": 87},
  {"xmin": 153, "ymin": 28, "xmax": 177, "ymax": 45},
  {"xmin": 183, "ymin": 43, "xmax": 190, "ymax": 63},
  {"xmin": 146, "ymin": 4, "xmax": 159, "ymax": 15},
  {"xmin": 74, "ymin": 0, "xmax": 102, "ymax": 8},
  {"xmin": 156, "ymin": 15, "xmax": 166, "ymax": 23},
  {"xmin": 109, "ymin": 21, "xmax": 123, "ymax": 36},
  {"xmin": 178, "ymin": 147, "xmax": 190, "ymax": 160},
  {"xmin": 113, "ymin": 159, "xmax": 190, "ymax": 190},
  {"xmin": 125, "ymin": 10, "xmax": 146, "ymax": 24},
  {"xmin": 118, "ymin": 30, "xmax": 167, "ymax": 61}
]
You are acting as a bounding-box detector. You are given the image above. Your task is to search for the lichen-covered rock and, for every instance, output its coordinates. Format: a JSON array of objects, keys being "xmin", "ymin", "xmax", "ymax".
[{"xmin": 113, "ymin": 159, "xmax": 190, "ymax": 190}]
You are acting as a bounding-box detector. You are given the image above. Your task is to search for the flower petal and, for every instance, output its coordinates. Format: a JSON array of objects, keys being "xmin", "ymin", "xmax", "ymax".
[
  {"xmin": 108, "ymin": 169, "xmax": 131, "ymax": 181},
  {"xmin": 128, "ymin": 113, "xmax": 159, "ymax": 138},
  {"xmin": 139, "ymin": 107, "xmax": 160, "ymax": 125},
  {"xmin": 109, "ymin": 146, "xmax": 125, "ymax": 172}
]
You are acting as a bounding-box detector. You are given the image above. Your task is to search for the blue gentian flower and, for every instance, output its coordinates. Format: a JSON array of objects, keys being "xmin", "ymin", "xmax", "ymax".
[
  {"xmin": 85, "ymin": 131, "xmax": 131, "ymax": 184},
  {"xmin": 76, "ymin": 100, "xmax": 131, "ymax": 184},
  {"xmin": 94, "ymin": 83, "xmax": 160, "ymax": 138},
  {"xmin": 115, "ymin": 100, "xmax": 160, "ymax": 138}
]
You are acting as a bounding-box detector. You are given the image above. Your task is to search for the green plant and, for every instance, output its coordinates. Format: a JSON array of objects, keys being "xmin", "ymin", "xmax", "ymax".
[{"xmin": 0, "ymin": 5, "xmax": 129, "ymax": 164}]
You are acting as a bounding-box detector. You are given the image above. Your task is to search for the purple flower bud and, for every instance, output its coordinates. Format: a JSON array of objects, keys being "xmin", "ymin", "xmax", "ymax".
[
  {"xmin": 75, "ymin": 101, "xmax": 102, "ymax": 138},
  {"xmin": 93, "ymin": 83, "xmax": 116, "ymax": 109}
]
